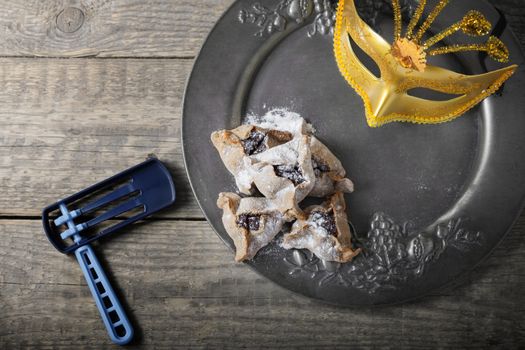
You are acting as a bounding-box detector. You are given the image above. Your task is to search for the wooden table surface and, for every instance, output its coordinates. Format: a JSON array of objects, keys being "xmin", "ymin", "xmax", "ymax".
[{"xmin": 0, "ymin": 0, "xmax": 524, "ymax": 348}]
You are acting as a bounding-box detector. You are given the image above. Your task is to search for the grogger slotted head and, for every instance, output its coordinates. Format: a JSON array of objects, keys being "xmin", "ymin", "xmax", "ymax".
[
  {"xmin": 41, "ymin": 158, "xmax": 176, "ymax": 345},
  {"xmin": 42, "ymin": 157, "xmax": 176, "ymax": 253}
]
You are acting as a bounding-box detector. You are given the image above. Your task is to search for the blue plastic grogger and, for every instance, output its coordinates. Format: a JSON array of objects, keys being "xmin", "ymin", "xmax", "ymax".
[
  {"xmin": 56, "ymin": 203, "xmax": 134, "ymax": 345},
  {"xmin": 42, "ymin": 158, "xmax": 176, "ymax": 345}
]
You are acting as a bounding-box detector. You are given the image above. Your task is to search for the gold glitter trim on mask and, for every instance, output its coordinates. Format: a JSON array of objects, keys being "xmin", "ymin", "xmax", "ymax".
[
  {"xmin": 428, "ymin": 36, "xmax": 510, "ymax": 63},
  {"xmin": 405, "ymin": 0, "xmax": 427, "ymax": 39},
  {"xmin": 414, "ymin": 0, "xmax": 450, "ymax": 43},
  {"xmin": 392, "ymin": 0, "xmax": 403, "ymax": 40},
  {"xmin": 423, "ymin": 10, "xmax": 491, "ymax": 48},
  {"xmin": 333, "ymin": 0, "xmax": 518, "ymax": 127}
]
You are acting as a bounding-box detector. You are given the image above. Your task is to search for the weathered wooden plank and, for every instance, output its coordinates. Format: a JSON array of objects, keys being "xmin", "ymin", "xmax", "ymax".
[
  {"xmin": 0, "ymin": 0, "xmax": 521, "ymax": 58},
  {"xmin": 0, "ymin": 0, "xmax": 233, "ymax": 57},
  {"xmin": 0, "ymin": 0, "xmax": 524, "ymax": 217},
  {"xmin": 0, "ymin": 58, "xmax": 203, "ymax": 218},
  {"xmin": 0, "ymin": 1, "xmax": 524, "ymax": 349},
  {"xmin": 1, "ymin": 218, "xmax": 524, "ymax": 348}
]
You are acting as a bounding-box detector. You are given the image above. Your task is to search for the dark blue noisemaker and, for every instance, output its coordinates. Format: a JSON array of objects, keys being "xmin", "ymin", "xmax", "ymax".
[{"xmin": 42, "ymin": 157, "xmax": 176, "ymax": 345}]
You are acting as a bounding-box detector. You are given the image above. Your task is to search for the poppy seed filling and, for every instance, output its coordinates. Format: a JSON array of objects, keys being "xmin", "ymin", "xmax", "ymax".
[
  {"xmin": 236, "ymin": 213, "xmax": 261, "ymax": 231},
  {"xmin": 311, "ymin": 210, "xmax": 337, "ymax": 236},
  {"xmin": 273, "ymin": 164, "xmax": 305, "ymax": 186},
  {"xmin": 242, "ymin": 131, "xmax": 267, "ymax": 155}
]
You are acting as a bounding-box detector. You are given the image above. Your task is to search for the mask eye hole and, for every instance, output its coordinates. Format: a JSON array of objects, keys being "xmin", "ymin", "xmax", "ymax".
[
  {"xmin": 407, "ymin": 88, "xmax": 463, "ymax": 101},
  {"xmin": 348, "ymin": 34, "xmax": 381, "ymax": 79}
]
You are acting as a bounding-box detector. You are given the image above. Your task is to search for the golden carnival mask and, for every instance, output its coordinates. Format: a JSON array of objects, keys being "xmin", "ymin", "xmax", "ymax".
[{"xmin": 334, "ymin": 0, "xmax": 518, "ymax": 127}]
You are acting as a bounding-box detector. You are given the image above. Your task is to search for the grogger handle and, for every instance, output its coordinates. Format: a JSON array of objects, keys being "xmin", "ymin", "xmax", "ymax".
[{"xmin": 75, "ymin": 245, "xmax": 134, "ymax": 345}]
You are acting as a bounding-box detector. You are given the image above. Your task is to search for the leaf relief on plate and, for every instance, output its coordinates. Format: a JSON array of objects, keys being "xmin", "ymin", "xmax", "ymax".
[
  {"xmin": 283, "ymin": 212, "xmax": 483, "ymax": 293},
  {"xmin": 238, "ymin": 0, "xmax": 417, "ymax": 37}
]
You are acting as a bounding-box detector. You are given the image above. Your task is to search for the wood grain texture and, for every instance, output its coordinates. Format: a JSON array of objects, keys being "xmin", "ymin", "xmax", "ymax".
[
  {"xmin": 0, "ymin": 0, "xmax": 523, "ymax": 218},
  {"xmin": 1, "ymin": 219, "xmax": 524, "ymax": 349},
  {"xmin": 0, "ymin": 57, "xmax": 203, "ymax": 218},
  {"xmin": 0, "ymin": 0, "xmax": 233, "ymax": 57},
  {"xmin": 0, "ymin": 0, "xmax": 520, "ymax": 58},
  {"xmin": 0, "ymin": 0, "xmax": 525, "ymax": 348}
]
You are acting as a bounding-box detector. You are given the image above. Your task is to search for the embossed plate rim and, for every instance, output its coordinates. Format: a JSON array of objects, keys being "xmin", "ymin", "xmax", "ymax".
[{"xmin": 182, "ymin": 0, "xmax": 525, "ymax": 306}]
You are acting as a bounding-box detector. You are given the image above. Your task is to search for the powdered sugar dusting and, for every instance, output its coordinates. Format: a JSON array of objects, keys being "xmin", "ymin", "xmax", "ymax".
[
  {"xmin": 245, "ymin": 108, "xmax": 315, "ymax": 136},
  {"xmin": 280, "ymin": 211, "xmax": 340, "ymax": 261},
  {"xmin": 252, "ymin": 137, "xmax": 301, "ymax": 165},
  {"xmin": 235, "ymin": 109, "xmax": 315, "ymax": 192},
  {"xmin": 247, "ymin": 213, "xmax": 284, "ymax": 258},
  {"xmin": 216, "ymin": 108, "xmax": 357, "ymax": 263},
  {"xmin": 235, "ymin": 157, "xmax": 257, "ymax": 192},
  {"xmin": 281, "ymin": 231, "xmax": 338, "ymax": 261},
  {"xmin": 309, "ymin": 214, "xmax": 331, "ymax": 237}
]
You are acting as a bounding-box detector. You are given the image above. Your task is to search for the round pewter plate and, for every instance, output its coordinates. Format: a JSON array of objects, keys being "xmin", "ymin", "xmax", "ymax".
[{"xmin": 182, "ymin": 0, "xmax": 525, "ymax": 305}]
